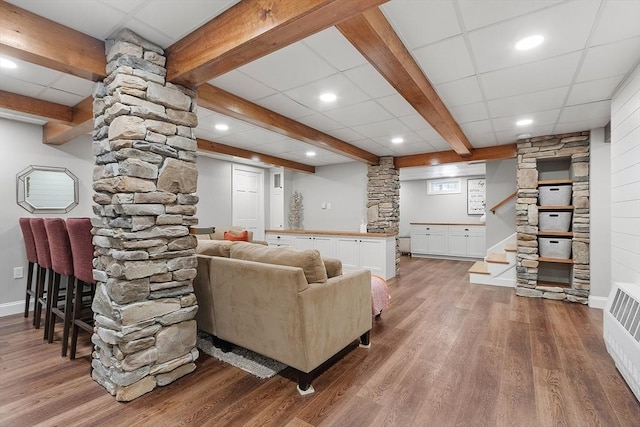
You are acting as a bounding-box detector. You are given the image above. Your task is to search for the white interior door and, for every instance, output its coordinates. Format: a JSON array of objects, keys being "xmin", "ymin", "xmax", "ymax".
[{"xmin": 232, "ymin": 164, "xmax": 265, "ymax": 241}]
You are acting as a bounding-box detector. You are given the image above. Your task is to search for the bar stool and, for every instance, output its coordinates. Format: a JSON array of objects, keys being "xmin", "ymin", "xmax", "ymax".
[
  {"xmin": 66, "ymin": 218, "xmax": 96, "ymax": 360},
  {"xmin": 30, "ymin": 218, "xmax": 53, "ymax": 334},
  {"xmin": 44, "ymin": 218, "xmax": 74, "ymax": 356},
  {"xmin": 18, "ymin": 218, "xmax": 38, "ymax": 318}
]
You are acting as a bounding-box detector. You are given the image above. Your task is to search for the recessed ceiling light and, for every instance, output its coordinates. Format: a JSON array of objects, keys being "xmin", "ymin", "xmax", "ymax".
[
  {"xmin": 319, "ymin": 93, "xmax": 337, "ymax": 102},
  {"xmin": 306, "ymin": 151, "xmax": 316, "ymax": 157},
  {"xmin": 516, "ymin": 119, "xmax": 533, "ymax": 126},
  {"xmin": 515, "ymin": 35, "xmax": 544, "ymax": 51},
  {"xmin": 517, "ymin": 133, "xmax": 532, "ymax": 139},
  {"xmin": 215, "ymin": 123, "xmax": 229, "ymax": 131},
  {"xmin": 0, "ymin": 58, "xmax": 17, "ymax": 69},
  {"xmin": 391, "ymin": 137, "xmax": 404, "ymax": 144}
]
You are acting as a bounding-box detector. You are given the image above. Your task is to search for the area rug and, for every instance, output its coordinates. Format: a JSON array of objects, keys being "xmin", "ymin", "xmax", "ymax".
[{"xmin": 196, "ymin": 331, "xmax": 287, "ymax": 379}]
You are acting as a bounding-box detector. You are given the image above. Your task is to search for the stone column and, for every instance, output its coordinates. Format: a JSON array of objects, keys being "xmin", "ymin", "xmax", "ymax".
[
  {"xmin": 90, "ymin": 29, "xmax": 199, "ymax": 401},
  {"xmin": 367, "ymin": 157, "xmax": 400, "ymax": 269}
]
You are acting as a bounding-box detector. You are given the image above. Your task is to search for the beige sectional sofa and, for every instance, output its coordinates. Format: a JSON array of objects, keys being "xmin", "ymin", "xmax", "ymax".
[{"xmin": 193, "ymin": 240, "xmax": 372, "ymax": 394}]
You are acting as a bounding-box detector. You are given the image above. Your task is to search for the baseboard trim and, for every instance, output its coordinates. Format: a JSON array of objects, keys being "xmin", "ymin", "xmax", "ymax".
[
  {"xmin": 588, "ymin": 296, "xmax": 607, "ymax": 310},
  {"xmin": 0, "ymin": 300, "xmax": 31, "ymax": 317}
]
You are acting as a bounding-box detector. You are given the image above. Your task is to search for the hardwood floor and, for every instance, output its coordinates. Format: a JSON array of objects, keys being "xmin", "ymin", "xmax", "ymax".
[{"xmin": 1, "ymin": 257, "xmax": 638, "ymax": 426}]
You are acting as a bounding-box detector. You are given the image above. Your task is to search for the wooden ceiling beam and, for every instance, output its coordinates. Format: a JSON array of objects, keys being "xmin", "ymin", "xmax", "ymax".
[
  {"xmin": 394, "ymin": 144, "xmax": 517, "ymax": 169},
  {"xmin": 0, "ymin": 90, "xmax": 73, "ymax": 123},
  {"xmin": 336, "ymin": 8, "xmax": 473, "ymax": 157},
  {"xmin": 165, "ymin": 0, "xmax": 389, "ymax": 87},
  {"xmin": 197, "ymin": 84, "xmax": 380, "ymax": 165},
  {"xmin": 43, "ymin": 96, "xmax": 93, "ymax": 145},
  {"xmin": 197, "ymin": 138, "xmax": 315, "ymax": 174},
  {"xmin": 0, "ymin": 0, "xmax": 106, "ymax": 81}
]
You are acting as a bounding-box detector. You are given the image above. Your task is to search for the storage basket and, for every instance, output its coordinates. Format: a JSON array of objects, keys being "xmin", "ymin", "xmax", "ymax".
[
  {"xmin": 539, "ymin": 185, "xmax": 571, "ymax": 206},
  {"xmin": 539, "ymin": 212, "xmax": 572, "ymax": 232},
  {"xmin": 539, "ymin": 237, "xmax": 571, "ymax": 259}
]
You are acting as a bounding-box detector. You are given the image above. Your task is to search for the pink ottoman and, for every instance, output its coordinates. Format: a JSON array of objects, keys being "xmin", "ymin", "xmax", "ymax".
[{"xmin": 371, "ymin": 275, "xmax": 390, "ymax": 317}]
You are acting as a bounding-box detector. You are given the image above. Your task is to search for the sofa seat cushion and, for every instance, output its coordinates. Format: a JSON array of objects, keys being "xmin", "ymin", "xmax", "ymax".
[
  {"xmin": 196, "ymin": 239, "xmax": 234, "ymax": 257},
  {"xmin": 230, "ymin": 242, "xmax": 328, "ymax": 284}
]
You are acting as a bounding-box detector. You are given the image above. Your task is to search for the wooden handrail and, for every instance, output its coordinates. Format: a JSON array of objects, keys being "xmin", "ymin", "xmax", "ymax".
[{"xmin": 490, "ymin": 190, "xmax": 517, "ymax": 214}]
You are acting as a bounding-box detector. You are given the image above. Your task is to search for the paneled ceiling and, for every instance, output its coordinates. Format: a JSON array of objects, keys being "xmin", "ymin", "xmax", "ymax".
[{"xmin": 0, "ymin": 0, "xmax": 638, "ymax": 172}]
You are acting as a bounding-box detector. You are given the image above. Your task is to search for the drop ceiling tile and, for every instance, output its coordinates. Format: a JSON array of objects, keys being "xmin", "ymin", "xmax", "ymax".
[
  {"xmin": 481, "ymin": 52, "xmax": 581, "ymax": 100},
  {"xmin": 352, "ymin": 118, "xmax": 410, "ymax": 139},
  {"xmin": 237, "ymin": 129, "xmax": 290, "ymax": 145},
  {"xmin": 559, "ymin": 100, "xmax": 612, "ymax": 123},
  {"xmin": 381, "ymin": 0, "xmax": 461, "ymax": 48},
  {"xmin": 492, "ymin": 109, "xmax": 561, "ymax": 132},
  {"xmin": 343, "ymin": 64, "xmax": 396, "ymax": 99},
  {"xmin": 449, "ymin": 102, "xmax": 489, "ymax": 123},
  {"xmin": 424, "ymin": 137, "xmax": 453, "ymax": 151},
  {"xmin": 239, "ymin": 43, "xmax": 337, "ymax": 92},
  {"xmin": 283, "ymin": 73, "xmax": 370, "ymax": 112},
  {"xmin": 413, "ymin": 36, "xmax": 475, "ymax": 85},
  {"xmin": 201, "ymin": 112, "xmax": 256, "ymax": 136},
  {"xmin": 495, "ymin": 124, "xmax": 555, "ymax": 144},
  {"xmin": 254, "ymin": 93, "xmax": 315, "ymax": 119},
  {"xmin": 302, "ymin": 27, "xmax": 368, "ymax": 71},
  {"xmin": 254, "ymin": 139, "xmax": 303, "ymax": 155},
  {"xmin": 121, "ymin": 18, "xmax": 174, "ymax": 48},
  {"xmin": 553, "ymin": 119, "xmax": 608, "ymax": 135},
  {"xmin": 577, "ymin": 37, "xmax": 640, "ymax": 82},
  {"xmin": 487, "ymin": 86, "xmax": 569, "ymax": 119},
  {"xmin": 457, "ymin": 0, "xmax": 564, "ymax": 31},
  {"xmin": 389, "ymin": 141, "xmax": 437, "ymax": 156},
  {"xmin": 38, "ymin": 88, "xmax": 84, "ymax": 106},
  {"xmin": 372, "ymin": 131, "xmax": 424, "ymax": 146},
  {"xmin": 435, "ymin": 76, "xmax": 483, "ymax": 107},
  {"xmin": 468, "ymin": 1, "xmax": 599, "ymax": 73},
  {"xmin": 415, "ymin": 127, "xmax": 442, "ymax": 141},
  {"xmin": 467, "ymin": 133, "xmax": 498, "ymax": 147},
  {"xmin": 323, "ymin": 100, "xmax": 393, "ymax": 127},
  {"xmin": 349, "ymin": 139, "xmax": 394, "ymax": 156},
  {"xmin": 1, "ymin": 57, "xmax": 61, "ymax": 87},
  {"xmin": 50, "ymin": 74, "xmax": 95, "ymax": 97},
  {"xmin": 209, "ymin": 71, "xmax": 277, "ymax": 101},
  {"xmin": 0, "ymin": 75, "xmax": 46, "ymax": 98},
  {"xmin": 590, "ymin": 0, "xmax": 640, "ymax": 46},
  {"xmin": 567, "ymin": 75, "xmax": 625, "ymax": 106},
  {"xmin": 295, "ymin": 114, "xmax": 343, "ymax": 132},
  {"xmin": 461, "ymin": 120, "xmax": 493, "ymax": 135},
  {"xmin": 398, "ymin": 113, "xmax": 431, "ymax": 131},
  {"xmin": 376, "ymin": 94, "xmax": 417, "ymax": 117},
  {"xmin": 101, "ymin": 0, "xmax": 145, "ymax": 13},
  {"xmin": 326, "ymin": 127, "xmax": 365, "ymax": 143}
]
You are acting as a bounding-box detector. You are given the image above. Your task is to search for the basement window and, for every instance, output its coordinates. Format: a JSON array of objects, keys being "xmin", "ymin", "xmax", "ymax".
[{"xmin": 427, "ymin": 178, "xmax": 461, "ymax": 195}]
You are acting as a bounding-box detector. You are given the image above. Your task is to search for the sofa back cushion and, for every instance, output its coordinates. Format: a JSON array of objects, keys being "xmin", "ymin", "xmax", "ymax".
[
  {"xmin": 323, "ymin": 257, "xmax": 343, "ymax": 278},
  {"xmin": 196, "ymin": 239, "xmax": 234, "ymax": 257},
  {"xmin": 230, "ymin": 242, "xmax": 328, "ymax": 284}
]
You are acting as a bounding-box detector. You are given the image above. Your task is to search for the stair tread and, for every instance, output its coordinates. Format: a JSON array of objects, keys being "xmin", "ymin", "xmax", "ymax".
[
  {"xmin": 504, "ymin": 243, "xmax": 517, "ymax": 252},
  {"xmin": 469, "ymin": 261, "xmax": 490, "ymax": 274},
  {"xmin": 486, "ymin": 252, "xmax": 509, "ymax": 264}
]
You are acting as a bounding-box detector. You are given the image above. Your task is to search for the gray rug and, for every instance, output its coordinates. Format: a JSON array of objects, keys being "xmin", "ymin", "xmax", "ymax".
[{"xmin": 196, "ymin": 331, "xmax": 287, "ymax": 379}]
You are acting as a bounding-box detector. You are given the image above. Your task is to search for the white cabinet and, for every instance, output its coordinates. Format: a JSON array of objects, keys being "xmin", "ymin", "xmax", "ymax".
[
  {"xmin": 411, "ymin": 224, "xmax": 485, "ymax": 259},
  {"xmin": 265, "ymin": 233, "xmax": 294, "ymax": 247},
  {"xmin": 293, "ymin": 235, "xmax": 337, "ymax": 258}
]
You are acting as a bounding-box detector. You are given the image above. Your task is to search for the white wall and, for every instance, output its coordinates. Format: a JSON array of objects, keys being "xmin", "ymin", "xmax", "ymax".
[
  {"xmin": 485, "ymin": 159, "xmax": 516, "ymax": 248},
  {"xmin": 399, "ymin": 175, "xmax": 485, "ymax": 236},
  {"xmin": 610, "ymin": 64, "xmax": 640, "ymax": 296},
  {"xmin": 0, "ymin": 118, "xmax": 95, "ymax": 314},
  {"xmin": 589, "ymin": 127, "xmax": 612, "ymax": 307},
  {"xmin": 290, "ymin": 162, "xmax": 367, "ymax": 231}
]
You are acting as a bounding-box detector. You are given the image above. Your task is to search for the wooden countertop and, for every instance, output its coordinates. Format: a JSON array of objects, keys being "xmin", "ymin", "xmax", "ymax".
[
  {"xmin": 265, "ymin": 229, "xmax": 397, "ymax": 238},
  {"xmin": 410, "ymin": 222, "xmax": 485, "ymax": 226}
]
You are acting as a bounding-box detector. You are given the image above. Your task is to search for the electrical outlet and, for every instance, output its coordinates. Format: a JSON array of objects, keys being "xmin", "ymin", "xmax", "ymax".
[{"xmin": 13, "ymin": 267, "xmax": 24, "ymax": 279}]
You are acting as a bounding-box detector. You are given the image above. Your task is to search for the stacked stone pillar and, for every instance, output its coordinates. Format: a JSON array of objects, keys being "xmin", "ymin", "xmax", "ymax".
[
  {"xmin": 90, "ymin": 30, "xmax": 199, "ymax": 401},
  {"xmin": 515, "ymin": 131, "xmax": 590, "ymax": 304},
  {"xmin": 367, "ymin": 157, "xmax": 400, "ymax": 269}
]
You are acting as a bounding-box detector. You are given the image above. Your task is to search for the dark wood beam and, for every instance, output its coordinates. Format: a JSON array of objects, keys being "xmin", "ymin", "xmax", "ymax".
[
  {"xmin": 197, "ymin": 138, "xmax": 315, "ymax": 174},
  {"xmin": 43, "ymin": 96, "xmax": 93, "ymax": 145},
  {"xmin": 197, "ymin": 84, "xmax": 380, "ymax": 165},
  {"xmin": 394, "ymin": 144, "xmax": 517, "ymax": 169},
  {"xmin": 165, "ymin": 0, "xmax": 389, "ymax": 87},
  {"xmin": 0, "ymin": 0, "xmax": 106, "ymax": 81},
  {"xmin": 0, "ymin": 90, "xmax": 73, "ymax": 123},
  {"xmin": 337, "ymin": 8, "xmax": 473, "ymax": 156}
]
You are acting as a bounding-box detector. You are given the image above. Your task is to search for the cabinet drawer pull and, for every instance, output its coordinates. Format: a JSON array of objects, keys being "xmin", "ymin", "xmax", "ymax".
[{"xmin": 549, "ymin": 214, "xmax": 559, "ymax": 217}]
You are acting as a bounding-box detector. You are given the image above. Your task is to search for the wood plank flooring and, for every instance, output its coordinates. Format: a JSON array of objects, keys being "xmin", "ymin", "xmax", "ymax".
[{"xmin": 1, "ymin": 257, "xmax": 638, "ymax": 426}]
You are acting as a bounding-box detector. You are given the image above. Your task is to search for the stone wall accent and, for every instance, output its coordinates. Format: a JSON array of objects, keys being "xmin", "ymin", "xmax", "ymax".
[
  {"xmin": 516, "ymin": 131, "xmax": 590, "ymax": 304},
  {"xmin": 91, "ymin": 29, "xmax": 199, "ymax": 401},
  {"xmin": 367, "ymin": 157, "xmax": 400, "ymax": 269}
]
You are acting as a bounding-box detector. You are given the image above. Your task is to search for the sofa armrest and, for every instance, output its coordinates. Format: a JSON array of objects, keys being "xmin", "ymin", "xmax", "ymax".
[{"xmin": 298, "ymin": 269, "xmax": 372, "ymax": 372}]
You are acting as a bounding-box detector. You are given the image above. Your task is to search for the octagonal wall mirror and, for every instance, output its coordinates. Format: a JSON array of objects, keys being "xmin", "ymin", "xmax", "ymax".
[{"xmin": 17, "ymin": 165, "xmax": 79, "ymax": 214}]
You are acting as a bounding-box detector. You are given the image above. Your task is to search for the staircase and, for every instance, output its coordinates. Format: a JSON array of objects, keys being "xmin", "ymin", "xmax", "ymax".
[{"xmin": 468, "ymin": 234, "xmax": 517, "ymax": 288}]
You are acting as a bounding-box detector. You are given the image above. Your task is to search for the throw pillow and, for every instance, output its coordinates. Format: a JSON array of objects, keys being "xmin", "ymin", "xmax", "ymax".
[{"xmin": 224, "ymin": 230, "xmax": 249, "ymax": 241}]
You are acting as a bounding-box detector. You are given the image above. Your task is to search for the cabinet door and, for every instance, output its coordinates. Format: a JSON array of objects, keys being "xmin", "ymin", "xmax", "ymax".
[
  {"xmin": 447, "ymin": 233, "xmax": 467, "ymax": 256},
  {"xmin": 358, "ymin": 239, "xmax": 385, "ymax": 277},
  {"xmin": 411, "ymin": 233, "xmax": 428, "ymax": 253},
  {"xmin": 266, "ymin": 234, "xmax": 293, "ymax": 247},
  {"xmin": 313, "ymin": 236, "xmax": 336, "ymax": 258},
  {"xmin": 466, "ymin": 234, "xmax": 485, "ymax": 258},
  {"xmin": 293, "ymin": 236, "xmax": 314, "ymax": 250},
  {"xmin": 336, "ymin": 238, "xmax": 359, "ymax": 273},
  {"xmin": 428, "ymin": 232, "xmax": 447, "ymax": 255}
]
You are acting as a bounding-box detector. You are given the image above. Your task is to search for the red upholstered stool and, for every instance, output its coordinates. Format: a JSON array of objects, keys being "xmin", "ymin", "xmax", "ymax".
[
  {"xmin": 30, "ymin": 218, "xmax": 54, "ymax": 334},
  {"xmin": 66, "ymin": 218, "xmax": 96, "ymax": 360},
  {"xmin": 371, "ymin": 275, "xmax": 390, "ymax": 318},
  {"xmin": 44, "ymin": 218, "xmax": 75, "ymax": 355},
  {"xmin": 18, "ymin": 218, "xmax": 39, "ymax": 319}
]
